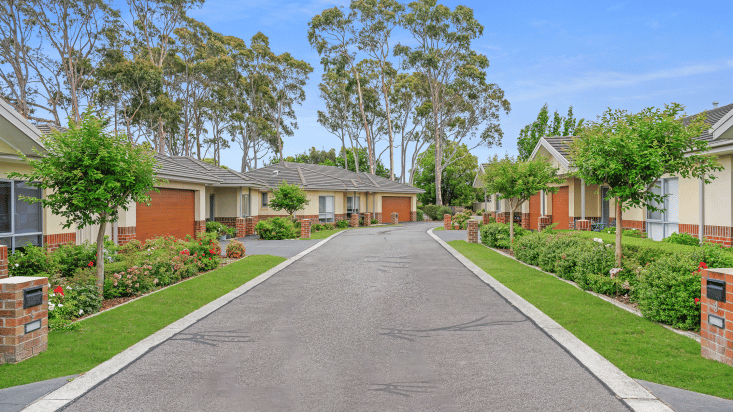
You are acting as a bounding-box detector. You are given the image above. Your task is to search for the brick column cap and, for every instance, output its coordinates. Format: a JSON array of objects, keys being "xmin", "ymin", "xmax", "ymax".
[{"xmin": 0, "ymin": 276, "xmax": 48, "ymax": 284}]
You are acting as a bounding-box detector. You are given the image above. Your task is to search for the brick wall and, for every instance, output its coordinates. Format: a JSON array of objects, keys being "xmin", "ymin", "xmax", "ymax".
[
  {"xmin": 609, "ymin": 218, "xmax": 646, "ymax": 233},
  {"xmin": 482, "ymin": 213, "xmax": 491, "ymax": 225},
  {"xmin": 411, "ymin": 211, "xmax": 417, "ymax": 222},
  {"xmin": 575, "ymin": 219, "xmax": 591, "ymax": 231},
  {"xmin": 43, "ymin": 233, "xmax": 76, "ymax": 252},
  {"xmin": 538, "ymin": 216, "xmax": 552, "ymax": 231},
  {"xmin": 364, "ymin": 213, "xmax": 372, "ymax": 226},
  {"xmin": 117, "ymin": 226, "xmax": 136, "ymax": 245},
  {"xmin": 350, "ymin": 213, "xmax": 359, "ymax": 227},
  {"xmin": 214, "ymin": 217, "xmax": 237, "ymax": 228},
  {"xmin": 496, "ymin": 212, "xmax": 510, "ymax": 224},
  {"xmin": 700, "ymin": 268, "xmax": 733, "ymax": 366},
  {"xmin": 443, "ymin": 214, "xmax": 451, "ymax": 230},
  {"xmin": 0, "ymin": 246, "xmax": 7, "ymax": 279},
  {"xmin": 0, "ymin": 276, "xmax": 49, "ymax": 364},
  {"xmin": 194, "ymin": 220, "xmax": 206, "ymax": 237},
  {"xmin": 680, "ymin": 223, "xmax": 733, "ymax": 247},
  {"xmin": 245, "ymin": 216, "xmax": 258, "ymax": 236},
  {"xmin": 521, "ymin": 213, "xmax": 530, "ymax": 230},
  {"xmin": 235, "ymin": 218, "xmax": 246, "ymax": 238}
]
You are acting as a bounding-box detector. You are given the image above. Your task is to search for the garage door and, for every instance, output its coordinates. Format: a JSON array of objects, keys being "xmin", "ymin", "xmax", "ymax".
[
  {"xmin": 382, "ymin": 196, "xmax": 411, "ymax": 223},
  {"xmin": 136, "ymin": 188, "xmax": 195, "ymax": 241},
  {"xmin": 551, "ymin": 186, "xmax": 569, "ymax": 230}
]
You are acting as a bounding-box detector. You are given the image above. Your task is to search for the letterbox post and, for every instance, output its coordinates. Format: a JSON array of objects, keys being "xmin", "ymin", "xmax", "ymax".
[
  {"xmin": 700, "ymin": 268, "xmax": 733, "ymax": 366},
  {"xmin": 0, "ymin": 276, "xmax": 49, "ymax": 364}
]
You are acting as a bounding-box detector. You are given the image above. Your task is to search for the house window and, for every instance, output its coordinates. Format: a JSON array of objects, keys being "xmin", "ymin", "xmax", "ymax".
[
  {"xmin": 242, "ymin": 194, "xmax": 251, "ymax": 217},
  {"xmin": 347, "ymin": 196, "xmax": 360, "ymax": 218},
  {"xmin": 262, "ymin": 192, "xmax": 268, "ymax": 207},
  {"xmin": 646, "ymin": 178, "xmax": 679, "ymax": 241},
  {"xmin": 319, "ymin": 195, "xmax": 335, "ymax": 223},
  {"xmin": 209, "ymin": 194, "xmax": 215, "ymax": 221},
  {"xmin": 0, "ymin": 180, "xmax": 43, "ymax": 252}
]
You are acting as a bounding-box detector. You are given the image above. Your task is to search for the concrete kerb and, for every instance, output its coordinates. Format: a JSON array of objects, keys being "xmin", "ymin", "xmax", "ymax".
[
  {"xmin": 23, "ymin": 230, "xmax": 345, "ymax": 412},
  {"xmin": 427, "ymin": 228, "xmax": 673, "ymax": 412}
]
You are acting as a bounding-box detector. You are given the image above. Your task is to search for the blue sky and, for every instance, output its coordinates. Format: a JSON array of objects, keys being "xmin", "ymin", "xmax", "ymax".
[{"xmin": 189, "ymin": 0, "xmax": 733, "ymax": 170}]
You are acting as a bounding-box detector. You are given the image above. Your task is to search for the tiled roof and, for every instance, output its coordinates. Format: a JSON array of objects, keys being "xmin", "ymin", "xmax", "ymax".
[
  {"xmin": 241, "ymin": 162, "xmax": 425, "ymax": 193},
  {"xmin": 682, "ymin": 103, "xmax": 733, "ymax": 142},
  {"xmin": 543, "ymin": 136, "xmax": 574, "ymax": 160},
  {"xmin": 171, "ymin": 156, "xmax": 267, "ymax": 188},
  {"xmin": 154, "ymin": 155, "xmax": 221, "ymax": 184},
  {"xmin": 34, "ymin": 124, "xmax": 68, "ymax": 135}
]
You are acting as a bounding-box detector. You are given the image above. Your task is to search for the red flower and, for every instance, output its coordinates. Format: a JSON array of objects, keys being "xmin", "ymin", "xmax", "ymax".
[
  {"xmin": 209, "ymin": 249, "xmax": 214, "ymax": 254},
  {"xmin": 699, "ymin": 262, "xmax": 708, "ymax": 269},
  {"xmin": 88, "ymin": 261, "xmax": 94, "ymax": 267},
  {"xmin": 53, "ymin": 286, "xmax": 64, "ymax": 296},
  {"xmin": 208, "ymin": 257, "xmax": 211, "ymax": 260},
  {"xmin": 695, "ymin": 298, "xmax": 700, "ymax": 304}
]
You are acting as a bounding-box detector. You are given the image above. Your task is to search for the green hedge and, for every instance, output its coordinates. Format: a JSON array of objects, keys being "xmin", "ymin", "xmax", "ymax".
[
  {"xmin": 480, "ymin": 223, "xmax": 527, "ymax": 249},
  {"xmin": 255, "ymin": 217, "xmax": 299, "ymax": 240}
]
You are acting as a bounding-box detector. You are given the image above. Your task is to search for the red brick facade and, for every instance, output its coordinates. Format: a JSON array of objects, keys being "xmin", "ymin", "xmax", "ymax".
[
  {"xmin": 467, "ymin": 220, "xmax": 479, "ymax": 243},
  {"xmin": 443, "ymin": 214, "xmax": 451, "ymax": 230},
  {"xmin": 538, "ymin": 216, "xmax": 552, "ymax": 231},
  {"xmin": 194, "ymin": 220, "xmax": 206, "ymax": 237},
  {"xmin": 411, "ymin": 211, "xmax": 417, "ymax": 222},
  {"xmin": 364, "ymin": 213, "xmax": 372, "ymax": 226},
  {"xmin": 496, "ymin": 212, "xmax": 510, "ymax": 224},
  {"xmin": 300, "ymin": 219, "xmax": 311, "ymax": 239},
  {"xmin": 245, "ymin": 216, "xmax": 257, "ymax": 236},
  {"xmin": 235, "ymin": 218, "xmax": 246, "ymax": 238},
  {"xmin": 680, "ymin": 223, "xmax": 733, "ymax": 247},
  {"xmin": 350, "ymin": 213, "xmax": 359, "ymax": 228},
  {"xmin": 0, "ymin": 276, "xmax": 49, "ymax": 364},
  {"xmin": 608, "ymin": 218, "xmax": 646, "ymax": 233},
  {"xmin": 576, "ymin": 219, "xmax": 591, "ymax": 231},
  {"xmin": 43, "ymin": 232, "xmax": 76, "ymax": 252},
  {"xmin": 117, "ymin": 226, "xmax": 136, "ymax": 246},
  {"xmin": 521, "ymin": 213, "xmax": 530, "ymax": 230},
  {"xmin": 0, "ymin": 246, "xmax": 7, "ymax": 279},
  {"xmin": 700, "ymin": 268, "xmax": 733, "ymax": 366}
]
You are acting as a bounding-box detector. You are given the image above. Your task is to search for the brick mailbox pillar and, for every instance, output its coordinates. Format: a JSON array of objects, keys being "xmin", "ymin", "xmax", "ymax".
[
  {"xmin": 576, "ymin": 219, "xmax": 591, "ymax": 231},
  {"xmin": 350, "ymin": 213, "xmax": 359, "ymax": 228},
  {"xmin": 0, "ymin": 276, "xmax": 49, "ymax": 364},
  {"xmin": 245, "ymin": 217, "xmax": 256, "ymax": 236},
  {"xmin": 235, "ymin": 218, "xmax": 246, "ymax": 238},
  {"xmin": 0, "ymin": 246, "xmax": 7, "ymax": 279},
  {"xmin": 444, "ymin": 214, "xmax": 452, "ymax": 230},
  {"xmin": 701, "ymin": 268, "xmax": 733, "ymax": 366},
  {"xmin": 538, "ymin": 216, "xmax": 552, "ymax": 231},
  {"xmin": 300, "ymin": 219, "xmax": 311, "ymax": 239},
  {"xmin": 467, "ymin": 220, "xmax": 479, "ymax": 243},
  {"xmin": 364, "ymin": 213, "xmax": 371, "ymax": 226},
  {"xmin": 391, "ymin": 212, "xmax": 399, "ymax": 225}
]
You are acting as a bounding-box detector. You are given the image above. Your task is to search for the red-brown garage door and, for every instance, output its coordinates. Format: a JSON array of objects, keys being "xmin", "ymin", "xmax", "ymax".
[
  {"xmin": 551, "ymin": 186, "xmax": 569, "ymax": 230},
  {"xmin": 136, "ymin": 188, "xmax": 195, "ymax": 241},
  {"xmin": 382, "ymin": 196, "xmax": 411, "ymax": 223}
]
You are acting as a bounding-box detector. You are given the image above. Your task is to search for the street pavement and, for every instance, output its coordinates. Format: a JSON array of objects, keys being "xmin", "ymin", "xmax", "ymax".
[
  {"xmin": 64, "ymin": 222, "xmax": 629, "ymax": 411},
  {"xmin": 219, "ymin": 235, "xmax": 321, "ymax": 258}
]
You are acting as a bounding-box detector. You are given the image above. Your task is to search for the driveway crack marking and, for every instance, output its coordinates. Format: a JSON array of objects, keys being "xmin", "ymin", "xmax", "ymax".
[
  {"xmin": 368, "ymin": 381, "xmax": 436, "ymax": 397},
  {"xmin": 379, "ymin": 316, "xmax": 528, "ymax": 341}
]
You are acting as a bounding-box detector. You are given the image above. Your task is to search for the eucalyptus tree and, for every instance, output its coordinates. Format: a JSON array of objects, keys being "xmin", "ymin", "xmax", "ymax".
[
  {"xmin": 391, "ymin": 72, "xmax": 430, "ymax": 184},
  {"xmin": 26, "ymin": 0, "xmax": 120, "ymax": 123},
  {"xmin": 395, "ymin": 0, "xmax": 510, "ymax": 205},
  {"xmin": 270, "ymin": 52, "xmax": 313, "ymax": 162},
  {"xmin": 317, "ymin": 70, "xmax": 353, "ymax": 170},
  {"xmin": 352, "ymin": 0, "xmax": 403, "ymax": 180},
  {"xmin": 0, "ymin": 0, "xmax": 38, "ymax": 120},
  {"xmin": 308, "ymin": 7, "xmax": 377, "ymax": 174}
]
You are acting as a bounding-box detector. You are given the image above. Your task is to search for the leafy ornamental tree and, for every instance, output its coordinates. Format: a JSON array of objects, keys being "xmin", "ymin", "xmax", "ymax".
[
  {"xmin": 481, "ymin": 155, "xmax": 563, "ymax": 245},
  {"xmin": 269, "ymin": 181, "xmax": 310, "ymax": 219},
  {"xmin": 517, "ymin": 104, "xmax": 584, "ymax": 160},
  {"xmin": 569, "ymin": 103, "xmax": 722, "ymax": 267},
  {"xmin": 414, "ymin": 142, "xmax": 479, "ymax": 206},
  {"xmin": 395, "ymin": 0, "xmax": 510, "ymax": 206},
  {"xmin": 8, "ymin": 114, "xmax": 163, "ymax": 294}
]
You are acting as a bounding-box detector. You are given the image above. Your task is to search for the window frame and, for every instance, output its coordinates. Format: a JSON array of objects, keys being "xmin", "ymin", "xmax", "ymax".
[
  {"xmin": 646, "ymin": 178, "xmax": 679, "ymax": 241},
  {"xmin": 319, "ymin": 195, "xmax": 335, "ymax": 223},
  {"xmin": 262, "ymin": 192, "xmax": 268, "ymax": 208},
  {"xmin": 346, "ymin": 196, "xmax": 360, "ymax": 218},
  {"xmin": 0, "ymin": 179, "xmax": 44, "ymax": 252},
  {"xmin": 242, "ymin": 193, "xmax": 251, "ymax": 217}
]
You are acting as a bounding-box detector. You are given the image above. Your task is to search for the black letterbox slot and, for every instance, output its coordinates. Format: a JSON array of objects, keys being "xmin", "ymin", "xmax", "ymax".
[
  {"xmin": 707, "ymin": 279, "xmax": 726, "ymax": 303},
  {"xmin": 23, "ymin": 286, "xmax": 43, "ymax": 309}
]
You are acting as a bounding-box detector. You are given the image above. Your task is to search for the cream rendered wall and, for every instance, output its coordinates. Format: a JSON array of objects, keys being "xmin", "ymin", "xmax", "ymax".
[
  {"xmin": 207, "ymin": 187, "xmax": 239, "ymax": 218},
  {"xmin": 700, "ymin": 155, "xmax": 732, "ymax": 227}
]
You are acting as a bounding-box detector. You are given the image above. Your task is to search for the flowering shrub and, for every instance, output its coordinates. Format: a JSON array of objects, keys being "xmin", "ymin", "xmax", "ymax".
[
  {"xmin": 452, "ymin": 210, "xmax": 473, "ymax": 229},
  {"xmin": 226, "ymin": 240, "xmax": 245, "ymax": 259},
  {"xmin": 637, "ymin": 256, "xmax": 703, "ymax": 330},
  {"xmin": 9, "ymin": 245, "xmax": 51, "ymax": 277}
]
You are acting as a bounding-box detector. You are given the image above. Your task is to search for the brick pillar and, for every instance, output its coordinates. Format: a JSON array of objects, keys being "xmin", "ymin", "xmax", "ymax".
[
  {"xmin": 391, "ymin": 212, "xmax": 399, "ymax": 225},
  {"xmin": 483, "ymin": 213, "xmax": 491, "ymax": 225},
  {"xmin": 0, "ymin": 276, "xmax": 49, "ymax": 364},
  {"xmin": 194, "ymin": 220, "xmax": 206, "ymax": 237},
  {"xmin": 235, "ymin": 218, "xmax": 246, "ymax": 238},
  {"xmin": 300, "ymin": 219, "xmax": 311, "ymax": 239},
  {"xmin": 467, "ymin": 219, "xmax": 479, "ymax": 243},
  {"xmin": 538, "ymin": 216, "xmax": 552, "ymax": 231},
  {"xmin": 700, "ymin": 268, "xmax": 733, "ymax": 366},
  {"xmin": 576, "ymin": 219, "xmax": 591, "ymax": 231},
  {"xmin": 521, "ymin": 213, "xmax": 530, "ymax": 230},
  {"xmin": 0, "ymin": 246, "xmax": 7, "ymax": 279},
  {"xmin": 117, "ymin": 226, "xmax": 136, "ymax": 246},
  {"xmin": 444, "ymin": 214, "xmax": 452, "ymax": 230},
  {"xmin": 411, "ymin": 211, "xmax": 417, "ymax": 222},
  {"xmin": 350, "ymin": 213, "xmax": 359, "ymax": 228},
  {"xmin": 364, "ymin": 213, "xmax": 371, "ymax": 226}
]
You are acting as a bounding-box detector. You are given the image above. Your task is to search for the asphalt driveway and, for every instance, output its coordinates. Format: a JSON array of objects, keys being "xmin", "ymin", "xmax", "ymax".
[
  {"xmin": 220, "ymin": 235, "xmax": 321, "ymax": 258},
  {"xmin": 64, "ymin": 222, "xmax": 628, "ymax": 411}
]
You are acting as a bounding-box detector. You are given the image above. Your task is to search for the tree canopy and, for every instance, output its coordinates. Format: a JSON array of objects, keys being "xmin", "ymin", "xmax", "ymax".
[
  {"xmin": 517, "ymin": 104, "xmax": 583, "ymax": 160},
  {"xmin": 414, "ymin": 143, "xmax": 480, "ymax": 206},
  {"xmin": 269, "ymin": 181, "xmax": 310, "ymax": 218}
]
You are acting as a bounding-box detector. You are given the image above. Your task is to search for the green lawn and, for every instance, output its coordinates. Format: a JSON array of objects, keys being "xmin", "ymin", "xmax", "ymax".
[
  {"xmin": 0, "ymin": 255, "xmax": 285, "ymax": 389},
  {"xmin": 449, "ymin": 240, "xmax": 733, "ymax": 400},
  {"xmin": 305, "ymin": 228, "xmax": 347, "ymax": 240}
]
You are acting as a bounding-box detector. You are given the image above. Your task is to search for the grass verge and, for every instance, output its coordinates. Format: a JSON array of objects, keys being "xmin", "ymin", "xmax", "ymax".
[
  {"xmin": 448, "ymin": 240, "xmax": 733, "ymax": 400},
  {"xmin": 0, "ymin": 255, "xmax": 285, "ymax": 389},
  {"xmin": 306, "ymin": 228, "xmax": 346, "ymax": 239},
  {"xmin": 564, "ymin": 230, "xmax": 708, "ymax": 254}
]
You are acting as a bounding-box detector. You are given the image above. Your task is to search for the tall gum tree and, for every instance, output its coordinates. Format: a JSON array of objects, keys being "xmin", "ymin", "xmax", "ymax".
[
  {"xmin": 395, "ymin": 0, "xmax": 510, "ymax": 205},
  {"xmin": 570, "ymin": 103, "xmax": 723, "ymax": 267}
]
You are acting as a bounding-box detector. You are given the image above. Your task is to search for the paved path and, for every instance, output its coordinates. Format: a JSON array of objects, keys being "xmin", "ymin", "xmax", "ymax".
[
  {"xmin": 64, "ymin": 223, "xmax": 628, "ymax": 411},
  {"xmin": 219, "ymin": 235, "xmax": 321, "ymax": 258}
]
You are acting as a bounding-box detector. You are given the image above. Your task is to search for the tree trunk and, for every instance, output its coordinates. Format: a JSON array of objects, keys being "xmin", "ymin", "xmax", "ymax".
[
  {"xmin": 615, "ymin": 198, "xmax": 623, "ymax": 267},
  {"xmin": 276, "ymin": 100, "xmax": 283, "ymax": 162},
  {"xmin": 95, "ymin": 219, "xmax": 107, "ymax": 297},
  {"xmin": 379, "ymin": 73, "xmax": 395, "ymax": 180},
  {"xmin": 352, "ymin": 70, "xmax": 375, "ymax": 174},
  {"xmin": 434, "ymin": 111, "xmax": 443, "ymax": 206}
]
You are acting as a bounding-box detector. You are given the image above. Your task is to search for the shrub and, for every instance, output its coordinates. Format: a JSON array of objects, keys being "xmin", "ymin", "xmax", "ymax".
[
  {"xmin": 50, "ymin": 242, "xmax": 97, "ymax": 277},
  {"xmin": 602, "ymin": 226, "xmax": 645, "ymax": 238},
  {"xmin": 119, "ymin": 239, "xmax": 143, "ymax": 254},
  {"xmin": 452, "ymin": 210, "xmax": 473, "ymax": 229},
  {"xmin": 636, "ymin": 254, "xmax": 702, "ymax": 330},
  {"xmin": 371, "ymin": 218, "xmax": 378, "ymax": 225},
  {"xmin": 312, "ymin": 223, "xmax": 324, "ymax": 232},
  {"xmin": 663, "ymin": 232, "xmax": 700, "ymax": 246},
  {"xmin": 416, "ymin": 209, "xmax": 424, "ymax": 221},
  {"xmin": 336, "ymin": 219, "xmax": 349, "ymax": 229},
  {"xmin": 226, "ymin": 240, "xmax": 245, "ymax": 258},
  {"xmin": 9, "ymin": 245, "xmax": 50, "ymax": 277},
  {"xmin": 480, "ymin": 223, "xmax": 526, "ymax": 249},
  {"xmin": 323, "ymin": 223, "xmax": 335, "ymax": 230},
  {"xmin": 256, "ymin": 217, "xmax": 299, "ymax": 240},
  {"xmin": 422, "ymin": 204, "xmax": 453, "ymax": 221},
  {"xmin": 206, "ymin": 221, "xmax": 226, "ymax": 236}
]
